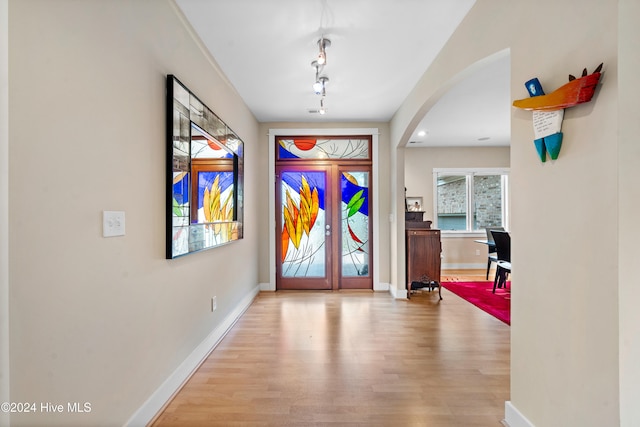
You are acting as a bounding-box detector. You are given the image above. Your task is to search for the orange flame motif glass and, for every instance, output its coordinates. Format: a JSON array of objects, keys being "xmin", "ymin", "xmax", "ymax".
[
  {"xmin": 282, "ymin": 175, "xmax": 319, "ymax": 261},
  {"xmin": 202, "ymin": 174, "xmax": 235, "ymax": 241},
  {"xmin": 280, "ymin": 172, "xmax": 325, "ymax": 277}
]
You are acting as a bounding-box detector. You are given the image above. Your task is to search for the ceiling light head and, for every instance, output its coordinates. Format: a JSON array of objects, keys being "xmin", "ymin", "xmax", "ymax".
[
  {"xmin": 312, "ymin": 76, "xmax": 329, "ymax": 95},
  {"xmin": 317, "ymin": 38, "xmax": 331, "ymax": 65},
  {"xmin": 307, "ymin": 97, "xmax": 328, "ymax": 115},
  {"xmin": 317, "ymin": 52, "xmax": 326, "ymax": 66},
  {"xmin": 319, "ymin": 98, "xmax": 327, "ymax": 115}
]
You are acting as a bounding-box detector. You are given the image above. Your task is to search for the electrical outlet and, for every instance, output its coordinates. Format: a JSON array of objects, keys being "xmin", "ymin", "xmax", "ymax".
[
  {"xmin": 475, "ymin": 249, "xmax": 480, "ymax": 256},
  {"xmin": 211, "ymin": 296, "xmax": 217, "ymax": 312}
]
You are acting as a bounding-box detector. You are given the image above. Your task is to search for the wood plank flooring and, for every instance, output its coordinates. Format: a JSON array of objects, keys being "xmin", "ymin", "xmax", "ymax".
[{"xmin": 151, "ymin": 270, "xmax": 509, "ymax": 426}]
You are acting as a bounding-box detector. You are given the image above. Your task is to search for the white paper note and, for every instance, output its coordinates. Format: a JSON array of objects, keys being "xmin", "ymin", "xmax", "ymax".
[{"xmin": 532, "ymin": 110, "xmax": 564, "ymax": 139}]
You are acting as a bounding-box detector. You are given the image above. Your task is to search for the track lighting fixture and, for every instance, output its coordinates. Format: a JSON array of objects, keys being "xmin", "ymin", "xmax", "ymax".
[
  {"xmin": 316, "ymin": 37, "xmax": 331, "ymax": 65},
  {"xmin": 308, "ymin": 39, "xmax": 332, "ymax": 114}
]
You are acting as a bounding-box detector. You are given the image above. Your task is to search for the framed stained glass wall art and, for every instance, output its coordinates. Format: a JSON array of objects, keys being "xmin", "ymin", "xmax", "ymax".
[{"xmin": 166, "ymin": 75, "xmax": 244, "ymax": 259}]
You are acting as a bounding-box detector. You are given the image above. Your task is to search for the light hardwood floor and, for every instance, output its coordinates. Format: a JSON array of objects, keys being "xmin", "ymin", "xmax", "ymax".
[{"xmin": 151, "ymin": 270, "xmax": 509, "ymax": 426}]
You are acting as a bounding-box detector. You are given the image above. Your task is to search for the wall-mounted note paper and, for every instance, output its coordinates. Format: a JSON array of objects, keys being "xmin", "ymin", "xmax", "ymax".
[{"xmin": 533, "ymin": 110, "xmax": 564, "ymax": 140}]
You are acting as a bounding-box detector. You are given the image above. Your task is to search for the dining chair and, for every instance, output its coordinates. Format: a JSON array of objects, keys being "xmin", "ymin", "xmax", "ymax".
[
  {"xmin": 485, "ymin": 227, "xmax": 504, "ymax": 279},
  {"xmin": 490, "ymin": 230, "xmax": 511, "ymax": 293}
]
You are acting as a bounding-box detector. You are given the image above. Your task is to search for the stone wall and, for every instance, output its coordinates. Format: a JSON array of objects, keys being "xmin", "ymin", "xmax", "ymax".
[{"xmin": 474, "ymin": 175, "xmax": 502, "ymax": 227}]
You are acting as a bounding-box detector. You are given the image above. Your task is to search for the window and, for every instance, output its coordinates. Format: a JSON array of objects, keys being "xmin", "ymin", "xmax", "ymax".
[{"xmin": 433, "ymin": 168, "xmax": 509, "ymax": 233}]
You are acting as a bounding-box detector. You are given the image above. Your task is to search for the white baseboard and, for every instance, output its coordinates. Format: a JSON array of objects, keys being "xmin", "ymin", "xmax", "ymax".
[
  {"xmin": 504, "ymin": 401, "xmax": 535, "ymax": 427},
  {"xmin": 124, "ymin": 284, "xmax": 261, "ymax": 427},
  {"xmin": 442, "ymin": 262, "xmax": 487, "ymax": 270},
  {"xmin": 259, "ymin": 282, "xmax": 273, "ymax": 291},
  {"xmin": 389, "ymin": 284, "xmax": 407, "ymax": 299},
  {"xmin": 373, "ymin": 281, "xmax": 389, "ymax": 292}
]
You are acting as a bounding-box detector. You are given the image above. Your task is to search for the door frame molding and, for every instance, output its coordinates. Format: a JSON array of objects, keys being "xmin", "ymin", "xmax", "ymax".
[{"xmin": 266, "ymin": 128, "xmax": 380, "ymax": 292}]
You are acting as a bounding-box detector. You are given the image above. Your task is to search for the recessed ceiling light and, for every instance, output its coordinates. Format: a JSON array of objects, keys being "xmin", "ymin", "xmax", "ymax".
[{"xmin": 417, "ymin": 130, "xmax": 427, "ymax": 137}]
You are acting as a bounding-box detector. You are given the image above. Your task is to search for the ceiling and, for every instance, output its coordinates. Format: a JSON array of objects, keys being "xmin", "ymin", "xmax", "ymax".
[{"xmin": 175, "ymin": 0, "xmax": 510, "ymax": 148}]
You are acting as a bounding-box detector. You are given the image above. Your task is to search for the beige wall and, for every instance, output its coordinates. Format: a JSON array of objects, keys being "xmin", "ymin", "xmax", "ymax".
[
  {"xmin": 392, "ymin": 0, "xmax": 632, "ymax": 426},
  {"xmin": 509, "ymin": 1, "xmax": 619, "ymax": 425},
  {"xmin": 618, "ymin": 0, "xmax": 640, "ymax": 425},
  {"xmin": 0, "ymin": 0, "xmax": 8, "ymax": 423},
  {"xmin": 257, "ymin": 122, "xmax": 392, "ymax": 287},
  {"xmin": 8, "ymin": 1, "xmax": 259, "ymax": 425},
  {"xmin": 405, "ymin": 146, "xmax": 509, "ymax": 267}
]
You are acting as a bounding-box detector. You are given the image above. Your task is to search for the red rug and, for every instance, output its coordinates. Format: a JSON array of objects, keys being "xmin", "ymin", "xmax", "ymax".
[{"xmin": 441, "ymin": 281, "xmax": 510, "ymax": 325}]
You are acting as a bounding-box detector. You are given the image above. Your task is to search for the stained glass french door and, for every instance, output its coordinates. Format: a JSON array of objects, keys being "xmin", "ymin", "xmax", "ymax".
[
  {"xmin": 275, "ymin": 136, "xmax": 372, "ymax": 290},
  {"xmin": 277, "ymin": 166, "xmax": 332, "ymax": 290}
]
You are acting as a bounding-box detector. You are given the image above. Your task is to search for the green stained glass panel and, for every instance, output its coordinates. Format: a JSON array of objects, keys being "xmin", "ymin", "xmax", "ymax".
[{"xmin": 341, "ymin": 172, "xmax": 370, "ymax": 277}]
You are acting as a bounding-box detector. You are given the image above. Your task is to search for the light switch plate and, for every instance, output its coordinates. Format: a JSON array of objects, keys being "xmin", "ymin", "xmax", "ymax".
[{"xmin": 103, "ymin": 211, "xmax": 125, "ymax": 237}]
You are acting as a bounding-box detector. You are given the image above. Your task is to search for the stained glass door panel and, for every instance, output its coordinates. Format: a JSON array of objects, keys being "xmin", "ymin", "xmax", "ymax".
[
  {"xmin": 339, "ymin": 169, "xmax": 371, "ymax": 289},
  {"xmin": 275, "ymin": 136, "xmax": 372, "ymax": 291},
  {"xmin": 276, "ymin": 168, "xmax": 331, "ymax": 290}
]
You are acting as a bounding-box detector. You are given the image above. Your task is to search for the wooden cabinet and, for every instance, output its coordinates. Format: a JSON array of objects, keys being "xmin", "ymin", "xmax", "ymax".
[{"xmin": 406, "ymin": 228, "xmax": 442, "ymax": 299}]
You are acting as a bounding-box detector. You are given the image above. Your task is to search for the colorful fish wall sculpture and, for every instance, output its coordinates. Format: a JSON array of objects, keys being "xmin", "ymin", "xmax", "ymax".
[{"xmin": 513, "ymin": 63, "xmax": 603, "ymax": 162}]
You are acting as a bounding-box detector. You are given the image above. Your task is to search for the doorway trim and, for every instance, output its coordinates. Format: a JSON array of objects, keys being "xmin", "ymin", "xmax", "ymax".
[{"xmin": 266, "ymin": 128, "xmax": 381, "ymax": 292}]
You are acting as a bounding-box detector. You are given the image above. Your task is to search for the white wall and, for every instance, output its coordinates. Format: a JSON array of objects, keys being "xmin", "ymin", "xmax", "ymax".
[
  {"xmin": 8, "ymin": 1, "xmax": 259, "ymax": 425},
  {"xmin": 392, "ymin": 0, "xmax": 629, "ymax": 426}
]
